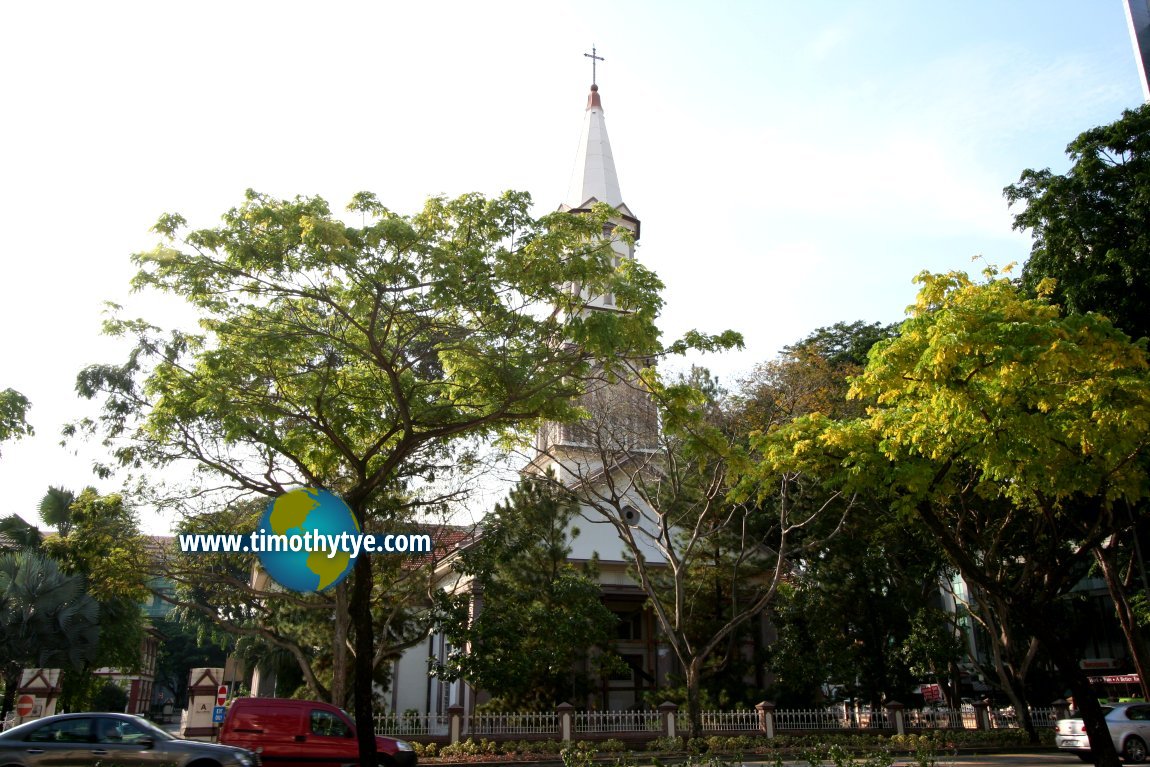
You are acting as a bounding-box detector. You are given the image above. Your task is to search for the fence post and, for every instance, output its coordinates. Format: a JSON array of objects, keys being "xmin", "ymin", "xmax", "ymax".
[
  {"xmin": 658, "ymin": 701, "xmax": 678, "ymax": 739},
  {"xmin": 972, "ymin": 699, "xmax": 991, "ymax": 731},
  {"xmin": 755, "ymin": 701, "xmax": 775, "ymax": 739},
  {"xmin": 448, "ymin": 704, "xmax": 463, "ymax": 744},
  {"xmin": 1053, "ymin": 699, "xmax": 1071, "ymax": 722},
  {"xmin": 885, "ymin": 702, "xmax": 905, "ymax": 736},
  {"xmin": 556, "ymin": 702, "xmax": 574, "ymax": 742}
]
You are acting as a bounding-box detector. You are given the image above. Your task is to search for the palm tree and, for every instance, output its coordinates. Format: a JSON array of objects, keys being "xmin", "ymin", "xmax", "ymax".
[
  {"xmin": 38, "ymin": 486, "xmax": 81, "ymax": 538},
  {"xmin": 0, "ymin": 551, "xmax": 100, "ymax": 721}
]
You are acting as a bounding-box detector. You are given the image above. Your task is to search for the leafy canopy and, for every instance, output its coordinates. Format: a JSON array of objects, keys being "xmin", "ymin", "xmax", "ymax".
[
  {"xmin": 74, "ymin": 189, "xmax": 670, "ymax": 504},
  {"xmin": 0, "ymin": 388, "xmax": 32, "ymax": 456},
  {"xmin": 1007, "ymin": 103, "xmax": 1150, "ymax": 341}
]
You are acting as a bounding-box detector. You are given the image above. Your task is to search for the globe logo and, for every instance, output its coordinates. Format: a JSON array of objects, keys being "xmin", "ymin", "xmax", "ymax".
[{"xmin": 257, "ymin": 488, "xmax": 360, "ymax": 593}]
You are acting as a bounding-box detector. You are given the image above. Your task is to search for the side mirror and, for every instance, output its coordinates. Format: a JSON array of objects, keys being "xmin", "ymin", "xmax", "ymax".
[{"xmin": 138, "ymin": 736, "xmax": 155, "ymax": 749}]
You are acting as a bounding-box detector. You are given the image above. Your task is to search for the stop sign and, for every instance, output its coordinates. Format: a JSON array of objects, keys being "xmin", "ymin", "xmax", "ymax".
[
  {"xmin": 216, "ymin": 685, "xmax": 228, "ymax": 706},
  {"xmin": 16, "ymin": 695, "xmax": 34, "ymax": 717}
]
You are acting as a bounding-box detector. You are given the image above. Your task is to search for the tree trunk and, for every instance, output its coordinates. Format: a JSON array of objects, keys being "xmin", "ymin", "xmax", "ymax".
[
  {"xmin": 331, "ymin": 580, "xmax": 350, "ymax": 707},
  {"xmin": 684, "ymin": 658, "xmax": 703, "ymax": 741},
  {"xmin": 1038, "ymin": 622, "xmax": 1122, "ymax": 767},
  {"xmin": 1095, "ymin": 544, "xmax": 1150, "ymax": 701},
  {"xmin": 351, "ymin": 550, "xmax": 378, "ymax": 766}
]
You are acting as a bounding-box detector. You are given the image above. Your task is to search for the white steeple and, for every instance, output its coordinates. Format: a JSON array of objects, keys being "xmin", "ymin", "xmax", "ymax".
[{"xmin": 565, "ymin": 84, "xmax": 630, "ymax": 214}]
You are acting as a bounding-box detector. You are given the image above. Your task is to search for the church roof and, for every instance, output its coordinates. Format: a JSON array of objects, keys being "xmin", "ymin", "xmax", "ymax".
[{"xmin": 565, "ymin": 84, "xmax": 628, "ymax": 211}]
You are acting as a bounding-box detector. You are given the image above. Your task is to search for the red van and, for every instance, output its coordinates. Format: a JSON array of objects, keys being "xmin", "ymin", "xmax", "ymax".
[{"xmin": 219, "ymin": 698, "xmax": 417, "ymax": 767}]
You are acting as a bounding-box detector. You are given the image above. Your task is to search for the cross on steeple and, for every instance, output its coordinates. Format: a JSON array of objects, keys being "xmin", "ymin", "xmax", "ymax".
[{"xmin": 584, "ymin": 46, "xmax": 604, "ymax": 85}]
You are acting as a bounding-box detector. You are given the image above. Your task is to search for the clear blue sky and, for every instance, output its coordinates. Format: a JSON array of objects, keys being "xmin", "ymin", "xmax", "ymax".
[{"xmin": 0, "ymin": 1, "xmax": 1143, "ymax": 533}]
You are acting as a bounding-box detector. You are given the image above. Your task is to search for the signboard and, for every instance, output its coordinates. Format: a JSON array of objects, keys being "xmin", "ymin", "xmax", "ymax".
[
  {"xmin": 1088, "ymin": 674, "xmax": 1141, "ymax": 684},
  {"xmin": 212, "ymin": 706, "xmax": 227, "ymax": 724},
  {"xmin": 216, "ymin": 685, "xmax": 228, "ymax": 706},
  {"xmin": 15, "ymin": 695, "xmax": 34, "ymax": 717},
  {"xmin": 921, "ymin": 683, "xmax": 943, "ymax": 703}
]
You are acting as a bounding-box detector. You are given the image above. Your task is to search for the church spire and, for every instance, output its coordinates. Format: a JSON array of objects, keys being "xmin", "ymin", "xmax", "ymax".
[{"xmin": 565, "ymin": 81, "xmax": 626, "ymax": 211}]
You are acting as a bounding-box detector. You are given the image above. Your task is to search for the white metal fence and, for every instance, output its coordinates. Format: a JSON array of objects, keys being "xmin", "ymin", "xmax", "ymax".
[
  {"xmin": 574, "ymin": 710, "xmax": 661, "ymax": 732},
  {"xmin": 680, "ymin": 709, "xmax": 761, "ymax": 732},
  {"xmin": 377, "ymin": 704, "xmax": 1060, "ymax": 741},
  {"xmin": 374, "ymin": 712, "xmax": 450, "ymax": 737},
  {"xmin": 467, "ymin": 711, "xmax": 559, "ymax": 736}
]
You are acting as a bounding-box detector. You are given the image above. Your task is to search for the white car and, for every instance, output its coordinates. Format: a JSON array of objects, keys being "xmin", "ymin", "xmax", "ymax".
[{"xmin": 1056, "ymin": 702, "xmax": 1150, "ymax": 763}]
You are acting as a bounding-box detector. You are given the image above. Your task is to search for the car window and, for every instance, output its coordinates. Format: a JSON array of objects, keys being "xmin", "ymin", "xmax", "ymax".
[
  {"xmin": 95, "ymin": 718, "xmax": 153, "ymax": 744},
  {"xmin": 1126, "ymin": 706, "xmax": 1150, "ymax": 721},
  {"xmin": 311, "ymin": 710, "xmax": 351, "ymax": 738},
  {"xmin": 27, "ymin": 718, "xmax": 93, "ymax": 743}
]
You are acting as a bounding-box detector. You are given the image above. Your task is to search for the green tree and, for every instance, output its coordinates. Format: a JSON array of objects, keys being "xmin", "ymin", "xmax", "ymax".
[
  {"xmin": 0, "ymin": 551, "xmax": 100, "ymax": 721},
  {"xmin": 1007, "ymin": 103, "xmax": 1150, "ymax": 342},
  {"xmin": 73, "ymin": 189, "xmax": 687, "ymax": 764},
  {"xmin": 752, "ymin": 269, "xmax": 1150, "ymax": 765},
  {"xmin": 549, "ymin": 364, "xmax": 841, "ymax": 738},
  {"xmin": 38, "ymin": 486, "xmax": 79, "ymax": 538},
  {"xmin": 1007, "ymin": 104, "xmax": 1150, "ymax": 701},
  {"xmin": 40, "ymin": 488, "xmax": 149, "ymax": 710},
  {"xmin": 0, "ymin": 389, "xmax": 33, "ymax": 456},
  {"xmin": 430, "ymin": 476, "xmax": 619, "ymax": 710},
  {"xmin": 732, "ymin": 322, "xmax": 954, "ymax": 710}
]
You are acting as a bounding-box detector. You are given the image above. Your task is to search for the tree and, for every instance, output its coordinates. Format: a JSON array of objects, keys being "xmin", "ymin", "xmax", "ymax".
[
  {"xmin": 40, "ymin": 488, "xmax": 150, "ymax": 710},
  {"xmin": 38, "ymin": 486, "xmax": 79, "ymax": 538},
  {"xmin": 753, "ymin": 269, "xmax": 1150, "ymax": 766},
  {"xmin": 733, "ymin": 322, "xmax": 953, "ymax": 711},
  {"xmin": 544, "ymin": 365, "xmax": 848, "ymax": 738},
  {"xmin": 0, "ymin": 550, "xmax": 100, "ymax": 722},
  {"xmin": 430, "ymin": 476, "xmax": 620, "ymax": 710},
  {"xmin": 1008, "ymin": 104, "xmax": 1150, "ymax": 701},
  {"xmin": 73, "ymin": 189, "xmax": 681, "ymax": 764},
  {"xmin": 0, "ymin": 388, "xmax": 32, "ymax": 456},
  {"xmin": 1007, "ymin": 103, "xmax": 1150, "ymax": 342}
]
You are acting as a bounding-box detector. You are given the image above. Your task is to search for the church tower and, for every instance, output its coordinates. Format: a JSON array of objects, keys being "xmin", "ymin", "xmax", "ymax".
[{"xmin": 532, "ymin": 74, "xmax": 658, "ymax": 477}]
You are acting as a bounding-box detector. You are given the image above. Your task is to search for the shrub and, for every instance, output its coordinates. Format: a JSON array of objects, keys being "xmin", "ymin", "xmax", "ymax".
[{"xmin": 647, "ymin": 736, "xmax": 685, "ymax": 752}]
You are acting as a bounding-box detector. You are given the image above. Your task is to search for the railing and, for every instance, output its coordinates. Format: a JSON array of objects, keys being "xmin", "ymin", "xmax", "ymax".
[
  {"xmin": 905, "ymin": 707, "xmax": 976, "ymax": 730},
  {"xmin": 382, "ymin": 703, "xmax": 1062, "ymax": 744},
  {"xmin": 467, "ymin": 711, "xmax": 558, "ymax": 736},
  {"xmin": 574, "ymin": 710, "xmax": 661, "ymax": 733},
  {"xmin": 374, "ymin": 712, "xmax": 450, "ymax": 737},
  {"xmin": 680, "ymin": 709, "xmax": 760, "ymax": 732}
]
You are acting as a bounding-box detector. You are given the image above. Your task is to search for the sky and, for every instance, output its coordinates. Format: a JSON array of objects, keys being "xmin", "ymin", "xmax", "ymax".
[{"xmin": 0, "ymin": 1, "xmax": 1144, "ymax": 535}]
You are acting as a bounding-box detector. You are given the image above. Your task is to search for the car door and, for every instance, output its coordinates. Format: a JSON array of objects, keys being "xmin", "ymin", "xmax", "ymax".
[
  {"xmin": 294, "ymin": 707, "xmax": 358, "ymax": 766},
  {"xmin": 17, "ymin": 716, "xmax": 97, "ymax": 767},
  {"xmin": 89, "ymin": 716, "xmax": 169, "ymax": 766}
]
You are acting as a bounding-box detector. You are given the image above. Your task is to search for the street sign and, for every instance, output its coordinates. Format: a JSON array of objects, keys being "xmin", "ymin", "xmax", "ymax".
[
  {"xmin": 212, "ymin": 705, "xmax": 226, "ymax": 723},
  {"xmin": 15, "ymin": 695, "xmax": 34, "ymax": 717},
  {"xmin": 216, "ymin": 685, "xmax": 228, "ymax": 706}
]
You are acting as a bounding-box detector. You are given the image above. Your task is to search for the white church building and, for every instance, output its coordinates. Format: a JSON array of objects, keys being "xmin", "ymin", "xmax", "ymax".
[{"xmin": 387, "ymin": 76, "xmax": 678, "ymax": 717}]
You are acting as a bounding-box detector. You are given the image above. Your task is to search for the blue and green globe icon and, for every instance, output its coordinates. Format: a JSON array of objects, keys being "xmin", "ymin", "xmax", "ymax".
[{"xmin": 257, "ymin": 487, "xmax": 360, "ymax": 593}]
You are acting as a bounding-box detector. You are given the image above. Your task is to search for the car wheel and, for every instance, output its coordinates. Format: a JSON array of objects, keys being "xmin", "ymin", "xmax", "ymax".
[{"xmin": 1125, "ymin": 736, "xmax": 1149, "ymax": 763}]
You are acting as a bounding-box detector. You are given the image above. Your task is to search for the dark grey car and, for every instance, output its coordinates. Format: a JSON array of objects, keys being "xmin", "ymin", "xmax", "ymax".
[{"xmin": 0, "ymin": 712, "xmax": 257, "ymax": 767}]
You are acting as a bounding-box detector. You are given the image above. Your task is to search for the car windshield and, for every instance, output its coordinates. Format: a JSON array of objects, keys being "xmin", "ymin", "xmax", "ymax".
[
  {"xmin": 129, "ymin": 717, "xmax": 173, "ymax": 740},
  {"xmin": 119, "ymin": 715, "xmax": 174, "ymax": 741}
]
